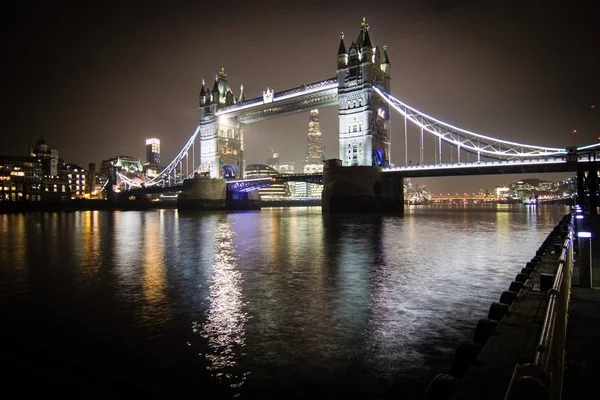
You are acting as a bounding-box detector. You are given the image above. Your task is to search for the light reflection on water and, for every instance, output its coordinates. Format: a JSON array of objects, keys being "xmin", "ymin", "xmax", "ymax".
[
  {"xmin": 141, "ymin": 212, "xmax": 170, "ymax": 326},
  {"xmin": 195, "ymin": 216, "xmax": 248, "ymax": 393},
  {"xmin": 0, "ymin": 205, "xmax": 570, "ymax": 399}
]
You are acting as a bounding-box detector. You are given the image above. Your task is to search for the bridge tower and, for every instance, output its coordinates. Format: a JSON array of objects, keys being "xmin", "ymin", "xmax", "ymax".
[
  {"xmin": 199, "ymin": 68, "xmax": 246, "ymax": 179},
  {"xmin": 337, "ymin": 18, "xmax": 391, "ymax": 167}
]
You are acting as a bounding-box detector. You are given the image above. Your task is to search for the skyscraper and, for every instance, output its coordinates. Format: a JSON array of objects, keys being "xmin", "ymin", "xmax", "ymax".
[
  {"xmin": 145, "ymin": 138, "xmax": 160, "ymax": 165},
  {"xmin": 302, "ymin": 110, "xmax": 325, "ymax": 198},
  {"xmin": 305, "ymin": 109, "xmax": 325, "ymax": 165}
]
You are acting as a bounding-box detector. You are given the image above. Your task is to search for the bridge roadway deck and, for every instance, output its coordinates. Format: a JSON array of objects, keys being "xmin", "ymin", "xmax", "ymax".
[{"xmin": 384, "ymin": 159, "xmax": 576, "ymax": 178}]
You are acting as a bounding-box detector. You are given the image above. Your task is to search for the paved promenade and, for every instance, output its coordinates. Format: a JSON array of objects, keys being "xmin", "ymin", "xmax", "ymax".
[
  {"xmin": 562, "ymin": 213, "xmax": 600, "ymax": 400},
  {"xmin": 562, "ymin": 287, "xmax": 600, "ymax": 399}
]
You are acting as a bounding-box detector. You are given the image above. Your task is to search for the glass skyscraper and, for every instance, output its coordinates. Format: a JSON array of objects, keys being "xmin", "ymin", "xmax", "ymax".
[
  {"xmin": 305, "ymin": 109, "xmax": 325, "ymax": 165},
  {"xmin": 301, "ymin": 109, "xmax": 324, "ymax": 197}
]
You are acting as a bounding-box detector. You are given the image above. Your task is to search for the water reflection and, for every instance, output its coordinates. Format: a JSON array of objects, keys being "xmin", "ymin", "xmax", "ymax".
[
  {"xmin": 0, "ymin": 214, "xmax": 27, "ymax": 270},
  {"xmin": 0, "ymin": 206, "xmax": 571, "ymax": 399},
  {"xmin": 196, "ymin": 215, "xmax": 248, "ymax": 393},
  {"xmin": 81, "ymin": 211, "xmax": 101, "ymax": 276},
  {"xmin": 141, "ymin": 212, "xmax": 170, "ymax": 326},
  {"xmin": 112, "ymin": 212, "xmax": 143, "ymax": 287},
  {"xmin": 268, "ymin": 209, "xmax": 280, "ymax": 270},
  {"xmin": 334, "ymin": 215, "xmax": 379, "ymax": 339}
]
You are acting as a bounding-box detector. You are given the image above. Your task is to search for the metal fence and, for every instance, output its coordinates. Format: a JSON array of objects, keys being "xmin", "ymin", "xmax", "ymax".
[{"xmin": 504, "ymin": 214, "xmax": 574, "ymax": 400}]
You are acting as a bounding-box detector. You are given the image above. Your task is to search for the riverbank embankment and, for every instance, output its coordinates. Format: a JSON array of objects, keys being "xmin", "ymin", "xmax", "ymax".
[{"xmin": 426, "ymin": 214, "xmax": 575, "ymax": 399}]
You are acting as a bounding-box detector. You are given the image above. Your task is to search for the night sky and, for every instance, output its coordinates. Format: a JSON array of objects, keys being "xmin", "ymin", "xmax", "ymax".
[{"xmin": 4, "ymin": 0, "xmax": 599, "ymax": 194}]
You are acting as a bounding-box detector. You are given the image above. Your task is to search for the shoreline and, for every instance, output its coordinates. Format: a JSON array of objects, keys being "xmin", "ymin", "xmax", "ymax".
[
  {"xmin": 0, "ymin": 198, "xmax": 322, "ymax": 213},
  {"xmin": 0, "ymin": 197, "xmax": 571, "ymax": 213}
]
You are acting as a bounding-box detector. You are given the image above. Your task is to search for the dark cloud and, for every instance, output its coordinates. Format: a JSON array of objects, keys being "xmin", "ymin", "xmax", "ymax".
[{"xmin": 3, "ymin": 0, "xmax": 599, "ymax": 193}]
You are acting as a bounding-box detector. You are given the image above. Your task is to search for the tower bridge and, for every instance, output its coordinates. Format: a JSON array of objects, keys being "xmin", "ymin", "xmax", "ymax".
[
  {"xmin": 118, "ymin": 18, "xmax": 598, "ymax": 212},
  {"xmin": 215, "ymin": 78, "xmax": 339, "ymax": 123}
]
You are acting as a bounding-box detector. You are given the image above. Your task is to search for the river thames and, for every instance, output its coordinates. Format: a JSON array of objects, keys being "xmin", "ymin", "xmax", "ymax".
[{"xmin": 0, "ymin": 205, "xmax": 569, "ymax": 399}]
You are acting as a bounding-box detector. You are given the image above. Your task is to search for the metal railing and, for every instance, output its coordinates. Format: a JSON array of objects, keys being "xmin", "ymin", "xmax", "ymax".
[{"xmin": 504, "ymin": 214, "xmax": 574, "ymax": 400}]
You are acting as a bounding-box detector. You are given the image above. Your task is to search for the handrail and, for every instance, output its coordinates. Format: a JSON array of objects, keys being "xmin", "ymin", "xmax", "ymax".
[
  {"xmin": 534, "ymin": 231, "xmax": 572, "ymax": 370},
  {"xmin": 504, "ymin": 213, "xmax": 574, "ymax": 400}
]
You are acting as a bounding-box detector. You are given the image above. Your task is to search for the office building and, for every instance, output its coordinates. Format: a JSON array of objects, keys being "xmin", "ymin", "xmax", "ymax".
[{"xmin": 146, "ymin": 138, "xmax": 160, "ymax": 165}]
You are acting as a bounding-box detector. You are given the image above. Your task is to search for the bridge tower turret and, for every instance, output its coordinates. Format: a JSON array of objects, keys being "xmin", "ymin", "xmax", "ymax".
[
  {"xmin": 198, "ymin": 68, "xmax": 246, "ymax": 179},
  {"xmin": 337, "ymin": 18, "xmax": 391, "ymax": 167},
  {"xmin": 337, "ymin": 32, "xmax": 347, "ymax": 69},
  {"xmin": 199, "ymin": 79, "xmax": 206, "ymax": 107}
]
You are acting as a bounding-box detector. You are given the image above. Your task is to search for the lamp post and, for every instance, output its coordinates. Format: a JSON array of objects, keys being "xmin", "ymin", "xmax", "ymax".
[{"xmin": 577, "ymin": 230, "xmax": 593, "ymax": 288}]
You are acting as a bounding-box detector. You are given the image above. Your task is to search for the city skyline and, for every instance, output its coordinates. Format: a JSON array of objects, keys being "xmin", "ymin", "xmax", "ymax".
[{"xmin": 4, "ymin": 1, "xmax": 599, "ymax": 193}]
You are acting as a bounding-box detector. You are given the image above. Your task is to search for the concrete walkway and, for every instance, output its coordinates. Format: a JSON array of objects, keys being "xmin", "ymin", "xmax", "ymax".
[{"xmin": 562, "ymin": 287, "xmax": 600, "ymax": 399}]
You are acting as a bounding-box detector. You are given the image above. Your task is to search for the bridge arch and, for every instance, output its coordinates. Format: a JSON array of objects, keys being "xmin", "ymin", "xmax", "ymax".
[
  {"xmin": 221, "ymin": 164, "xmax": 237, "ymax": 179},
  {"xmin": 372, "ymin": 149, "xmax": 386, "ymax": 167}
]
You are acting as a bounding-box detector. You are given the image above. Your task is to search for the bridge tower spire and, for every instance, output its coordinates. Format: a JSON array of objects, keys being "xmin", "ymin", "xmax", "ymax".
[
  {"xmin": 337, "ymin": 32, "xmax": 347, "ymax": 69},
  {"xmin": 337, "ymin": 17, "xmax": 390, "ymax": 167},
  {"xmin": 199, "ymin": 68, "xmax": 246, "ymax": 179}
]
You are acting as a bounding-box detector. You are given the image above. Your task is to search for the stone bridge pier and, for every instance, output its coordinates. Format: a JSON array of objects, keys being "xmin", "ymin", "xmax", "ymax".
[
  {"xmin": 321, "ymin": 159, "xmax": 403, "ymax": 213},
  {"xmin": 177, "ymin": 176, "xmax": 260, "ymax": 211}
]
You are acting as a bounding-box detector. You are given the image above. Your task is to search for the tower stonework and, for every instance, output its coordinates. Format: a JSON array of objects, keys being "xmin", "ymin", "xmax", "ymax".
[
  {"xmin": 199, "ymin": 69, "xmax": 245, "ymax": 178},
  {"xmin": 337, "ymin": 18, "xmax": 391, "ymax": 167}
]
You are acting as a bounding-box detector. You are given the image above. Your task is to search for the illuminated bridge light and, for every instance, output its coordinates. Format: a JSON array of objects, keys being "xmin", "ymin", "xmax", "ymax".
[{"xmin": 138, "ymin": 76, "xmax": 600, "ymax": 189}]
